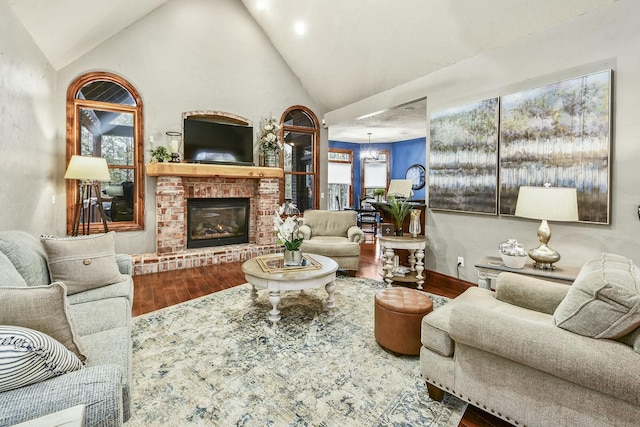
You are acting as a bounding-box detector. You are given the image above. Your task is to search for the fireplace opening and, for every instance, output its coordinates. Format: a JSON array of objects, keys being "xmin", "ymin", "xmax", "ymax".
[{"xmin": 187, "ymin": 197, "xmax": 249, "ymax": 248}]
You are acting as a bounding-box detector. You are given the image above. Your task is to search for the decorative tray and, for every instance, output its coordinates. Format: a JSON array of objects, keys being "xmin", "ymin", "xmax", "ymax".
[{"xmin": 257, "ymin": 254, "xmax": 322, "ymax": 274}]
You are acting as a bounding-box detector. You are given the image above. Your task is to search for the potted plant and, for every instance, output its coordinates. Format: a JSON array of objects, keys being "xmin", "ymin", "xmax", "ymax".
[
  {"xmin": 383, "ymin": 196, "xmax": 412, "ymax": 236},
  {"xmin": 258, "ymin": 116, "xmax": 283, "ymax": 167},
  {"xmin": 150, "ymin": 146, "xmax": 171, "ymax": 163},
  {"xmin": 373, "ymin": 188, "xmax": 385, "ymax": 202},
  {"xmin": 273, "ymin": 202, "xmax": 304, "ymax": 266}
]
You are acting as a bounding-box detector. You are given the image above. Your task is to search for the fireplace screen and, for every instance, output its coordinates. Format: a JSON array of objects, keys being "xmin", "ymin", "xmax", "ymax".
[{"xmin": 187, "ymin": 198, "xmax": 249, "ymax": 248}]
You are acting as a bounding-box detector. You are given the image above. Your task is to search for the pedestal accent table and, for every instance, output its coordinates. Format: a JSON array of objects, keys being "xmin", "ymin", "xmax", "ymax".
[{"xmin": 377, "ymin": 235, "xmax": 428, "ymax": 289}]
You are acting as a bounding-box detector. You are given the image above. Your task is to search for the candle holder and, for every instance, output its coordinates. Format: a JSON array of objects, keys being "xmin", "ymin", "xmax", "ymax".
[{"xmin": 166, "ymin": 131, "xmax": 183, "ymax": 163}]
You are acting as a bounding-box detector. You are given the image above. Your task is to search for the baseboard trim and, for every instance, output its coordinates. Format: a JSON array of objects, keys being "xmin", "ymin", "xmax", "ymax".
[{"xmin": 424, "ymin": 270, "xmax": 475, "ymax": 295}]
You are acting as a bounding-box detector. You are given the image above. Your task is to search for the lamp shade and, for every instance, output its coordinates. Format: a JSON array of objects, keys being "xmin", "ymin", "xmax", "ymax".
[
  {"xmin": 515, "ymin": 186, "xmax": 579, "ymax": 222},
  {"xmin": 64, "ymin": 155, "xmax": 111, "ymax": 181}
]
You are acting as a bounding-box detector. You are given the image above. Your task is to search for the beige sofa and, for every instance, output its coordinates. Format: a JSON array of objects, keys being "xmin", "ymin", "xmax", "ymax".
[
  {"xmin": 420, "ymin": 253, "xmax": 640, "ymax": 427},
  {"xmin": 298, "ymin": 210, "xmax": 365, "ymax": 272}
]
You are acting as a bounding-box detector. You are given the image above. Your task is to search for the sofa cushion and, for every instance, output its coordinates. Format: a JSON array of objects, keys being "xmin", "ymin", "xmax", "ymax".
[
  {"xmin": 421, "ymin": 287, "xmax": 498, "ymax": 357},
  {"xmin": 41, "ymin": 232, "xmax": 124, "ymax": 295},
  {"xmin": 0, "ymin": 283, "xmax": 86, "ymax": 362},
  {"xmin": 301, "ymin": 210, "xmax": 357, "ymax": 237},
  {"xmin": 620, "ymin": 325, "xmax": 640, "ymax": 354},
  {"xmin": 554, "ymin": 253, "xmax": 640, "ymax": 340},
  {"xmin": 0, "ymin": 325, "xmax": 83, "ymax": 392},
  {"xmin": 0, "ymin": 251, "xmax": 28, "ymax": 288},
  {"xmin": 0, "ymin": 231, "xmax": 50, "ymax": 287},
  {"xmin": 300, "ymin": 237, "xmax": 361, "ymax": 257}
]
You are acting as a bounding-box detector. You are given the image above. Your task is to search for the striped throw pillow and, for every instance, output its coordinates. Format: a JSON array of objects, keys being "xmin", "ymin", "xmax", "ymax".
[{"xmin": 0, "ymin": 325, "xmax": 83, "ymax": 392}]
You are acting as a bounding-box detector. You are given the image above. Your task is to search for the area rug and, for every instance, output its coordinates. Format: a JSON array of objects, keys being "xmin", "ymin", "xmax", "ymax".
[{"xmin": 128, "ymin": 276, "xmax": 466, "ymax": 426}]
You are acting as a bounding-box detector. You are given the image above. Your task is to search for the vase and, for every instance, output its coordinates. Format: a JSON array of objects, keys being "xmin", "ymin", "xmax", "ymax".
[
  {"xmin": 283, "ymin": 249, "xmax": 303, "ymax": 266},
  {"xmin": 408, "ymin": 209, "xmax": 421, "ymax": 238},
  {"xmin": 264, "ymin": 150, "xmax": 278, "ymax": 167},
  {"xmin": 395, "ymin": 229, "xmax": 403, "ymax": 236}
]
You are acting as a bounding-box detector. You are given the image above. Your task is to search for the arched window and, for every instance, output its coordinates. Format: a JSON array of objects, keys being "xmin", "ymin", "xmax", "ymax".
[
  {"xmin": 280, "ymin": 106, "xmax": 320, "ymax": 211},
  {"xmin": 66, "ymin": 72, "xmax": 144, "ymax": 233}
]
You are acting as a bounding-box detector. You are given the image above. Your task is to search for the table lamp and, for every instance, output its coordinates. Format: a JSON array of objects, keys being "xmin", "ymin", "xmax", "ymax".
[
  {"xmin": 514, "ymin": 184, "xmax": 578, "ymax": 270},
  {"xmin": 65, "ymin": 155, "xmax": 111, "ymax": 235}
]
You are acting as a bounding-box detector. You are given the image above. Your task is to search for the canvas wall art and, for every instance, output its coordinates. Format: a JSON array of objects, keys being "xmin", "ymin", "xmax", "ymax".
[
  {"xmin": 499, "ymin": 70, "xmax": 612, "ymax": 224},
  {"xmin": 429, "ymin": 97, "xmax": 499, "ymax": 214}
]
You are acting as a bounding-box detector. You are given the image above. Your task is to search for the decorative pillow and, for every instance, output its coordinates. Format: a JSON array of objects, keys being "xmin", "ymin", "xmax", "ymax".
[
  {"xmin": 554, "ymin": 253, "xmax": 640, "ymax": 340},
  {"xmin": 0, "ymin": 230, "xmax": 50, "ymax": 287},
  {"xmin": 0, "ymin": 283, "xmax": 86, "ymax": 362},
  {"xmin": 0, "ymin": 251, "xmax": 29, "ymax": 288},
  {"xmin": 41, "ymin": 232, "xmax": 124, "ymax": 295},
  {"xmin": 0, "ymin": 325, "xmax": 83, "ymax": 392}
]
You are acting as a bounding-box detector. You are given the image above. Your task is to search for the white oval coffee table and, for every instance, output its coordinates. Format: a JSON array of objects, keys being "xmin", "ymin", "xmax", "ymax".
[{"xmin": 241, "ymin": 253, "xmax": 339, "ymax": 328}]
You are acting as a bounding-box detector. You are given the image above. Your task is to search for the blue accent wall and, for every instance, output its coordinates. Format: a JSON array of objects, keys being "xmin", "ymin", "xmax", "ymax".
[
  {"xmin": 329, "ymin": 137, "xmax": 426, "ymax": 204},
  {"xmin": 391, "ymin": 138, "xmax": 427, "ymax": 200}
]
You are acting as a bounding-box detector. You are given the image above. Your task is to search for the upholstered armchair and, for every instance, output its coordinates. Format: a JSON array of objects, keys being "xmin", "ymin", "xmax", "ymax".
[
  {"xmin": 420, "ymin": 253, "xmax": 640, "ymax": 426},
  {"xmin": 297, "ymin": 210, "xmax": 365, "ymax": 272}
]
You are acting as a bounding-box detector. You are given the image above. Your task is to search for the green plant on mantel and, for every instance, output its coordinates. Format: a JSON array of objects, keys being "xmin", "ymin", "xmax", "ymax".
[
  {"xmin": 150, "ymin": 146, "xmax": 171, "ymax": 162},
  {"xmin": 383, "ymin": 196, "xmax": 413, "ymax": 230}
]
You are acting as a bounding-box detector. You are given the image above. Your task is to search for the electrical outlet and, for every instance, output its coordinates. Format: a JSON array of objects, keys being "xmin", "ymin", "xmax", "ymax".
[{"xmin": 457, "ymin": 256, "xmax": 465, "ymax": 267}]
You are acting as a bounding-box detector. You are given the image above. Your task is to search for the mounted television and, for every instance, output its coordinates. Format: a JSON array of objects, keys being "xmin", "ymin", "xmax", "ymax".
[{"xmin": 183, "ymin": 118, "xmax": 254, "ymax": 166}]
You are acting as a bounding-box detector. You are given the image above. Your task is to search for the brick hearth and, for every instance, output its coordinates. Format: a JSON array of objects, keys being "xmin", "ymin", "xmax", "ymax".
[{"xmin": 133, "ymin": 165, "xmax": 283, "ymax": 275}]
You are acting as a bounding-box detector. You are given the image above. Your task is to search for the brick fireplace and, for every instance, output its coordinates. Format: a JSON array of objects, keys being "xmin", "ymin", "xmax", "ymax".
[{"xmin": 133, "ymin": 163, "xmax": 282, "ymax": 275}]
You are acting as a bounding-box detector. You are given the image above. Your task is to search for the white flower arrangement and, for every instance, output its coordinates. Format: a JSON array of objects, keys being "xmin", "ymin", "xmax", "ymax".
[
  {"xmin": 272, "ymin": 203, "xmax": 303, "ymax": 250},
  {"xmin": 258, "ymin": 116, "xmax": 283, "ymax": 153}
]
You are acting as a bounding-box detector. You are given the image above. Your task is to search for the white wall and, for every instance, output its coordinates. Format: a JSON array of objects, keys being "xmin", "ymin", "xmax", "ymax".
[
  {"xmin": 0, "ymin": 2, "xmax": 59, "ymax": 236},
  {"xmin": 326, "ymin": 0, "xmax": 640, "ymax": 282},
  {"xmin": 56, "ymin": 0, "xmax": 324, "ymax": 254}
]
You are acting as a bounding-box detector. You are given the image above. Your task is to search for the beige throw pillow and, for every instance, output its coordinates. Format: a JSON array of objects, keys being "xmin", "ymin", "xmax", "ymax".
[
  {"xmin": 41, "ymin": 232, "xmax": 124, "ymax": 295},
  {"xmin": 554, "ymin": 253, "xmax": 640, "ymax": 340},
  {"xmin": 0, "ymin": 283, "xmax": 86, "ymax": 362}
]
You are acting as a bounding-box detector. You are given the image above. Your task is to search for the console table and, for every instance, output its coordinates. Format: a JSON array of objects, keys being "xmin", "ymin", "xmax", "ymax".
[
  {"xmin": 378, "ymin": 235, "xmax": 428, "ymax": 289},
  {"xmin": 474, "ymin": 256, "xmax": 580, "ymax": 290}
]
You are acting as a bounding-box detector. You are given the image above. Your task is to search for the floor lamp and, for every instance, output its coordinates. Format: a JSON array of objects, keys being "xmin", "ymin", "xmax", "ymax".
[{"xmin": 65, "ymin": 155, "xmax": 111, "ymax": 236}]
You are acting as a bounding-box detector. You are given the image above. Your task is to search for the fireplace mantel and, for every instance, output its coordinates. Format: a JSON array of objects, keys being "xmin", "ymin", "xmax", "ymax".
[{"xmin": 146, "ymin": 162, "xmax": 283, "ymax": 179}]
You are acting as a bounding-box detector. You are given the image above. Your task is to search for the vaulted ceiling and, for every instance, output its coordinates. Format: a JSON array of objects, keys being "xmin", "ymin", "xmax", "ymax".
[{"xmin": 7, "ymin": 0, "xmax": 616, "ymax": 142}]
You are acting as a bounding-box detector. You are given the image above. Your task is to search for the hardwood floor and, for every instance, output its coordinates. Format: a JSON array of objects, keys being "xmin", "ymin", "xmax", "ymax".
[{"xmin": 132, "ymin": 239, "xmax": 512, "ymax": 427}]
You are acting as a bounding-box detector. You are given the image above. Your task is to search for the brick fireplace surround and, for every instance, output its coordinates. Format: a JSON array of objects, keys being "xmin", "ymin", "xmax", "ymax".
[{"xmin": 132, "ymin": 163, "xmax": 282, "ymax": 275}]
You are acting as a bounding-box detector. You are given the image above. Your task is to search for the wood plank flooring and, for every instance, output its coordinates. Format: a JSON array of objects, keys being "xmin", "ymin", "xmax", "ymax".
[{"xmin": 132, "ymin": 239, "xmax": 513, "ymax": 427}]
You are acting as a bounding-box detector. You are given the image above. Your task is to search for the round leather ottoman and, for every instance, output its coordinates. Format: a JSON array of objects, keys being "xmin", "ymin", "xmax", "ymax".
[{"xmin": 374, "ymin": 287, "xmax": 433, "ymax": 355}]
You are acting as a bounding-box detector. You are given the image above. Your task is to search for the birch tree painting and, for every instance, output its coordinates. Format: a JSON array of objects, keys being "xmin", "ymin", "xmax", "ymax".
[
  {"xmin": 499, "ymin": 70, "xmax": 611, "ymax": 223},
  {"xmin": 429, "ymin": 98, "xmax": 499, "ymax": 214}
]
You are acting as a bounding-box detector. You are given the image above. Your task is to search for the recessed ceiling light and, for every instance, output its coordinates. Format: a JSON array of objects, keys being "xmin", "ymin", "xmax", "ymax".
[{"xmin": 294, "ymin": 21, "xmax": 306, "ymax": 36}]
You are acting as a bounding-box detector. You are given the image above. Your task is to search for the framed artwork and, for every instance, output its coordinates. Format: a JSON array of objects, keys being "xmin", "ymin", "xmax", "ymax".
[
  {"xmin": 499, "ymin": 70, "xmax": 612, "ymax": 224},
  {"xmin": 429, "ymin": 97, "xmax": 499, "ymax": 214}
]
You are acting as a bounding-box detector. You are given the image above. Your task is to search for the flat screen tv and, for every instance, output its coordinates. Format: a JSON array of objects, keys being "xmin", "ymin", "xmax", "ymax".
[{"xmin": 183, "ymin": 118, "xmax": 254, "ymax": 166}]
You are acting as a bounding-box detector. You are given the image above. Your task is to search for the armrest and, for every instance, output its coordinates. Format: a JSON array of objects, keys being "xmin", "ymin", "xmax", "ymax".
[
  {"xmin": 298, "ymin": 225, "xmax": 311, "ymax": 240},
  {"xmin": 115, "ymin": 254, "xmax": 133, "ymax": 276},
  {"xmin": 495, "ymin": 272, "xmax": 570, "ymax": 314},
  {"xmin": 347, "ymin": 226, "xmax": 365, "ymax": 243},
  {"xmin": 449, "ymin": 303, "xmax": 640, "ymax": 406},
  {"xmin": 0, "ymin": 365, "xmax": 124, "ymax": 426}
]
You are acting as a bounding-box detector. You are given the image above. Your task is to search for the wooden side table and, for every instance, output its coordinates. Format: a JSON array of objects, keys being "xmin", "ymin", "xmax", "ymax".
[
  {"xmin": 377, "ymin": 235, "xmax": 428, "ymax": 289},
  {"xmin": 474, "ymin": 256, "xmax": 580, "ymax": 290}
]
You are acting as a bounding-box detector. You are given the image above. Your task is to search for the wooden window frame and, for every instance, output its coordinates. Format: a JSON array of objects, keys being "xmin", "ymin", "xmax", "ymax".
[
  {"xmin": 65, "ymin": 72, "xmax": 145, "ymax": 234},
  {"xmin": 279, "ymin": 105, "xmax": 320, "ymax": 209},
  {"xmin": 328, "ymin": 147, "xmax": 354, "ymax": 208}
]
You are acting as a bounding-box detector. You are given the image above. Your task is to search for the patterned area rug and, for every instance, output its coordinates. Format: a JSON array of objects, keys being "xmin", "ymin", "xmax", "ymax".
[{"xmin": 128, "ymin": 276, "xmax": 466, "ymax": 426}]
